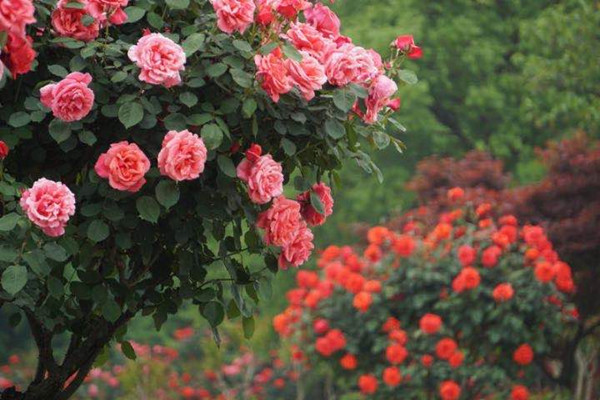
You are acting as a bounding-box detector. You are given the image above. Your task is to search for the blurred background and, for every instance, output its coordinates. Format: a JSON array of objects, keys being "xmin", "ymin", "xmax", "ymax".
[{"xmin": 1, "ymin": 0, "xmax": 598, "ymax": 398}]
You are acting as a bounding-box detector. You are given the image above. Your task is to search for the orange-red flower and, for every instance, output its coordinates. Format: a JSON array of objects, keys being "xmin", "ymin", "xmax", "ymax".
[
  {"xmin": 419, "ymin": 313, "xmax": 442, "ymax": 334},
  {"xmin": 353, "ymin": 291, "xmax": 373, "ymax": 312},
  {"xmin": 367, "ymin": 226, "xmax": 390, "ymax": 245},
  {"xmin": 383, "ymin": 366, "xmax": 402, "ymax": 387},
  {"xmin": 388, "ymin": 329, "xmax": 408, "ymax": 345},
  {"xmin": 513, "ymin": 344, "xmax": 534, "ymax": 366},
  {"xmin": 492, "ymin": 283, "xmax": 514, "ymax": 302},
  {"xmin": 447, "ymin": 187, "xmax": 464, "ymax": 201},
  {"xmin": 439, "ymin": 380, "xmax": 461, "ymax": 400},
  {"xmin": 358, "ymin": 374, "xmax": 378, "ymax": 395},
  {"xmin": 511, "ymin": 385, "xmax": 530, "ymax": 400},
  {"xmin": 435, "ymin": 338, "xmax": 457, "ymax": 360},
  {"xmin": 364, "ymin": 244, "xmax": 382, "ymax": 262},
  {"xmin": 457, "ymin": 244, "xmax": 476, "ymax": 267},
  {"xmin": 391, "ymin": 234, "xmax": 416, "ymax": 257},
  {"xmin": 364, "ymin": 279, "xmax": 382, "ymax": 293},
  {"xmin": 534, "ymin": 261, "xmax": 556, "ymax": 283},
  {"xmin": 340, "ymin": 353, "xmax": 357, "ymax": 370},
  {"xmin": 386, "ymin": 344, "xmax": 408, "ymax": 364},
  {"xmin": 448, "ymin": 351, "xmax": 464, "ymax": 368},
  {"xmin": 482, "ymin": 245, "xmax": 502, "ymax": 267},
  {"xmin": 421, "ymin": 354, "xmax": 434, "ymax": 368},
  {"xmin": 382, "ymin": 317, "xmax": 401, "ymax": 332}
]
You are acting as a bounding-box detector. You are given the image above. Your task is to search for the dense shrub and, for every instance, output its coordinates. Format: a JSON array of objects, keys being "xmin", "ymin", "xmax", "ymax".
[
  {"xmin": 275, "ymin": 190, "xmax": 576, "ymax": 399},
  {"xmin": 0, "ymin": 0, "xmax": 420, "ymax": 397}
]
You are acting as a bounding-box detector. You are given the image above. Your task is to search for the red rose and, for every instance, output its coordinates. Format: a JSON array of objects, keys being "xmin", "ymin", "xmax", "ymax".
[
  {"xmin": 513, "ymin": 344, "xmax": 534, "ymax": 366},
  {"xmin": 0, "ymin": 141, "xmax": 9, "ymax": 159},
  {"xmin": 419, "ymin": 313, "xmax": 442, "ymax": 334}
]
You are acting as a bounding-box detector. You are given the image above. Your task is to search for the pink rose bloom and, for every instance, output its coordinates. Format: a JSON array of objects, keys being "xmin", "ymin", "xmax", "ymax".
[
  {"xmin": 20, "ymin": 178, "xmax": 76, "ymax": 237},
  {"xmin": 257, "ymin": 196, "xmax": 302, "ymax": 247},
  {"xmin": 128, "ymin": 33, "xmax": 186, "ymax": 88},
  {"xmin": 276, "ymin": 0, "xmax": 309, "ymax": 19},
  {"xmin": 279, "ymin": 223, "xmax": 314, "ymax": 269},
  {"xmin": 0, "ymin": 0, "xmax": 36, "ymax": 34},
  {"xmin": 211, "ymin": 0, "xmax": 255, "ymax": 34},
  {"xmin": 393, "ymin": 35, "xmax": 422, "ymax": 59},
  {"xmin": 40, "ymin": 72, "xmax": 95, "ymax": 122},
  {"xmin": 88, "ymin": 384, "xmax": 99, "ymax": 398},
  {"xmin": 288, "ymin": 52, "xmax": 326, "ymax": 101},
  {"xmin": 283, "ymin": 22, "xmax": 335, "ymax": 63},
  {"xmin": 297, "ymin": 182, "xmax": 334, "ymax": 226},
  {"xmin": 94, "ymin": 141, "xmax": 151, "ymax": 192},
  {"xmin": 254, "ymin": 48, "xmax": 293, "ymax": 103},
  {"xmin": 87, "ymin": 0, "xmax": 128, "ymax": 25},
  {"xmin": 304, "ymin": 3, "xmax": 340, "ymax": 39},
  {"xmin": 237, "ymin": 153, "xmax": 284, "ymax": 204},
  {"xmin": 325, "ymin": 43, "xmax": 382, "ymax": 86},
  {"xmin": 364, "ymin": 75, "xmax": 398, "ymax": 124},
  {"xmin": 256, "ymin": 0, "xmax": 278, "ymax": 26},
  {"xmin": 51, "ymin": 0, "xmax": 100, "ymax": 42},
  {"xmin": 157, "ymin": 129, "xmax": 207, "ymax": 181}
]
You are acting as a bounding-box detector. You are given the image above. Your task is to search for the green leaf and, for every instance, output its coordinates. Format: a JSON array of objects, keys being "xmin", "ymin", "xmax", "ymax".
[
  {"xmin": 398, "ymin": 69, "xmax": 418, "ymax": 85},
  {"xmin": 0, "ymin": 213, "xmax": 20, "ymax": 231},
  {"xmin": 333, "ymin": 88, "xmax": 357, "ymax": 113},
  {"xmin": 136, "ymin": 196, "xmax": 160, "ymax": 223},
  {"xmin": 47, "ymin": 276, "xmax": 64, "ymax": 298},
  {"xmin": 23, "ymin": 250, "xmax": 50, "ymax": 277},
  {"xmin": 242, "ymin": 316, "xmax": 255, "ymax": 339},
  {"xmin": 179, "ymin": 92, "xmax": 198, "ymax": 108},
  {"xmin": 281, "ymin": 138, "xmax": 296, "ymax": 156},
  {"xmin": 230, "ymin": 69, "xmax": 253, "ymax": 88},
  {"xmin": 1, "ymin": 265, "xmax": 27, "ymax": 296},
  {"xmin": 124, "ymin": 6, "xmax": 145, "ymax": 23},
  {"xmin": 163, "ymin": 113, "xmax": 187, "ymax": 130},
  {"xmin": 202, "ymin": 301, "xmax": 224, "ymax": 327},
  {"xmin": 146, "ymin": 12, "xmax": 164, "ymax": 29},
  {"xmin": 8, "ymin": 112, "xmax": 31, "ymax": 128},
  {"xmin": 111, "ymin": 71, "xmax": 128, "ymax": 83},
  {"xmin": 206, "ymin": 63, "xmax": 228, "ymax": 78},
  {"xmin": 242, "ymin": 98, "xmax": 257, "ymax": 118},
  {"xmin": 325, "ymin": 119, "xmax": 346, "ymax": 139},
  {"xmin": 121, "ymin": 341, "xmax": 137, "ymax": 360},
  {"xmin": 201, "ymin": 124, "xmax": 223, "ymax": 150},
  {"xmin": 102, "ymin": 298, "xmax": 121, "ymax": 323},
  {"xmin": 166, "ymin": 0, "xmax": 189, "ymax": 9},
  {"xmin": 259, "ymin": 42, "xmax": 278, "ymax": 55},
  {"xmin": 0, "ymin": 247, "xmax": 18, "ymax": 263},
  {"xmin": 44, "ymin": 243, "xmax": 68, "ymax": 262},
  {"xmin": 48, "ymin": 64, "xmax": 68, "ymax": 77},
  {"xmin": 282, "ymin": 43, "xmax": 302, "ymax": 62},
  {"xmin": 232, "ymin": 40, "xmax": 252, "ymax": 52},
  {"xmin": 217, "ymin": 155, "xmax": 236, "ymax": 178},
  {"xmin": 48, "ymin": 119, "xmax": 72, "ymax": 143},
  {"xmin": 87, "ymin": 220, "xmax": 110, "ymax": 242},
  {"xmin": 310, "ymin": 191, "xmax": 325, "ymax": 215},
  {"xmin": 155, "ymin": 180, "xmax": 180, "ymax": 209},
  {"xmin": 78, "ymin": 130, "xmax": 97, "ymax": 146},
  {"xmin": 118, "ymin": 102, "xmax": 144, "ymax": 129},
  {"xmin": 81, "ymin": 14, "xmax": 94, "ymax": 26},
  {"xmin": 182, "ymin": 33, "xmax": 205, "ymax": 57}
]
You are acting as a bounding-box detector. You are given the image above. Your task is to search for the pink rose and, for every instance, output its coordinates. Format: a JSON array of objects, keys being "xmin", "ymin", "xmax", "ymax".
[
  {"xmin": 20, "ymin": 178, "xmax": 76, "ymax": 237},
  {"xmin": 393, "ymin": 35, "xmax": 422, "ymax": 59},
  {"xmin": 276, "ymin": 0, "xmax": 309, "ymax": 20},
  {"xmin": 256, "ymin": 0, "xmax": 277, "ymax": 26},
  {"xmin": 364, "ymin": 75, "xmax": 398, "ymax": 124},
  {"xmin": 297, "ymin": 182, "xmax": 334, "ymax": 226},
  {"xmin": 283, "ymin": 22, "xmax": 335, "ymax": 63},
  {"xmin": 40, "ymin": 72, "xmax": 95, "ymax": 122},
  {"xmin": 279, "ymin": 223, "xmax": 314, "ymax": 269},
  {"xmin": 2, "ymin": 32, "xmax": 36, "ymax": 78},
  {"xmin": 158, "ymin": 129, "xmax": 207, "ymax": 181},
  {"xmin": 51, "ymin": 0, "xmax": 100, "ymax": 42},
  {"xmin": 0, "ymin": 0, "xmax": 36, "ymax": 34},
  {"xmin": 211, "ymin": 0, "xmax": 255, "ymax": 34},
  {"xmin": 304, "ymin": 3, "xmax": 340, "ymax": 39},
  {"xmin": 325, "ymin": 43, "xmax": 382, "ymax": 86},
  {"xmin": 288, "ymin": 52, "xmax": 326, "ymax": 101},
  {"xmin": 254, "ymin": 48, "xmax": 293, "ymax": 103},
  {"xmin": 128, "ymin": 33, "xmax": 186, "ymax": 88},
  {"xmin": 257, "ymin": 196, "xmax": 302, "ymax": 247},
  {"xmin": 87, "ymin": 0, "xmax": 128, "ymax": 25},
  {"xmin": 94, "ymin": 141, "xmax": 151, "ymax": 192},
  {"xmin": 237, "ymin": 150, "xmax": 284, "ymax": 204}
]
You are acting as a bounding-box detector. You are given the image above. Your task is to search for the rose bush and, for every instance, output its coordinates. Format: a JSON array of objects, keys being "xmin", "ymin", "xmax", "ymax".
[
  {"xmin": 0, "ymin": 0, "xmax": 420, "ymax": 398},
  {"xmin": 274, "ymin": 189, "xmax": 577, "ymax": 399}
]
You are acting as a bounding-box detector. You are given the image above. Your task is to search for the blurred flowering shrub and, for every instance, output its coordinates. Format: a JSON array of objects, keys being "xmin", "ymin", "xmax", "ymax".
[
  {"xmin": 274, "ymin": 190, "xmax": 576, "ymax": 399},
  {"xmin": 0, "ymin": 0, "xmax": 421, "ymax": 398},
  {"xmin": 0, "ymin": 325, "xmax": 298, "ymax": 399}
]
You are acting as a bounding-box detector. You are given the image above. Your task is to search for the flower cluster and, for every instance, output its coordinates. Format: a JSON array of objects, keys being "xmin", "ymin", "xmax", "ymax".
[
  {"xmin": 0, "ymin": 0, "xmax": 36, "ymax": 77},
  {"xmin": 274, "ymin": 188, "xmax": 576, "ymax": 399}
]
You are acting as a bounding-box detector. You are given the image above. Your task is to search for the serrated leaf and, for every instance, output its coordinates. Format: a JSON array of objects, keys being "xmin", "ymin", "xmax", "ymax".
[
  {"xmin": 179, "ymin": 92, "xmax": 198, "ymax": 108},
  {"xmin": 102, "ymin": 298, "xmax": 121, "ymax": 323},
  {"xmin": 398, "ymin": 69, "xmax": 418, "ymax": 85},
  {"xmin": 155, "ymin": 180, "xmax": 180, "ymax": 209},
  {"xmin": 1, "ymin": 265, "xmax": 27, "ymax": 296},
  {"xmin": 217, "ymin": 155, "xmax": 236, "ymax": 177},
  {"xmin": 206, "ymin": 63, "xmax": 228, "ymax": 78},
  {"xmin": 325, "ymin": 119, "xmax": 346, "ymax": 139},
  {"xmin": 182, "ymin": 33, "xmax": 205, "ymax": 56},
  {"xmin": 282, "ymin": 43, "xmax": 302, "ymax": 62},
  {"xmin": 44, "ymin": 243, "xmax": 68, "ymax": 262},
  {"xmin": 333, "ymin": 89, "xmax": 357, "ymax": 113},
  {"xmin": 118, "ymin": 102, "xmax": 144, "ymax": 129},
  {"xmin": 8, "ymin": 112, "xmax": 30, "ymax": 128},
  {"xmin": 201, "ymin": 123, "xmax": 223, "ymax": 150},
  {"xmin": 136, "ymin": 196, "xmax": 160, "ymax": 223},
  {"xmin": 281, "ymin": 138, "xmax": 296, "ymax": 156},
  {"xmin": 242, "ymin": 98, "xmax": 257, "ymax": 118},
  {"xmin": 48, "ymin": 119, "xmax": 72, "ymax": 143},
  {"xmin": 242, "ymin": 316, "xmax": 255, "ymax": 339},
  {"xmin": 121, "ymin": 341, "xmax": 137, "ymax": 360},
  {"xmin": 310, "ymin": 191, "xmax": 325, "ymax": 215},
  {"xmin": 232, "ymin": 40, "xmax": 252, "ymax": 52},
  {"xmin": 124, "ymin": 6, "xmax": 145, "ymax": 23},
  {"xmin": 48, "ymin": 64, "xmax": 68, "ymax": 77},
  {"xmin": 0, "ymin": 213, "xmax": 20, "ymax": 231},
  {"xmin": 166, "ymin": 0, "xmax": 189, "ymax": 9},
  {"xmin": 23, "ymin": 250, "xmax": 50, "ymax": 277},
  {"xmin": 87, "ymin": 220, "xmax": 109, "ymax": 242},
  {"xmin": 202, "ymin": 301, "xmax": 224, "ymax": 327}
]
